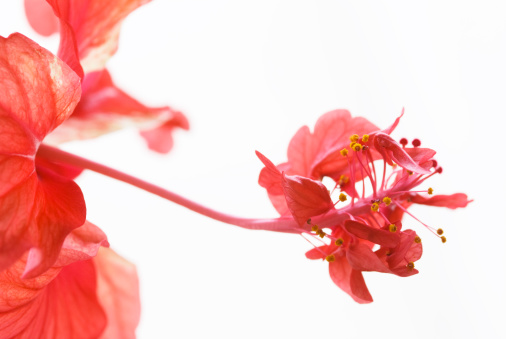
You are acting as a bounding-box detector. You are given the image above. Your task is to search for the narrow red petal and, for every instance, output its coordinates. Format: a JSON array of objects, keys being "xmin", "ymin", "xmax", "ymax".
[
  {"xmin": 344, "ymin": 220, "xmax": 400, "ymax": 248},
  {"xmin": 411, "ymin": 193, "xmax": 471, "ymax": 209},
  {"xmin": 374, "ymin": 133, "xmax": 431, "ymax": 174},
  {"xmin": 256, "ymin": 151, "xmax": 284, "ymax": 195}
]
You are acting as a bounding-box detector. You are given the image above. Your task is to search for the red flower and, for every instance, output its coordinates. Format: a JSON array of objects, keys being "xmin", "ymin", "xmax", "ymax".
[
  {"xmin": 0, "ymin": 33, "xmax": 84, "ymax": 277},
  {"xmin": 24, "ymin": 0, "xmax": 189, "ymax": 153},
  {"xmin": 257, "ymin": 109, "xmax": 470, "ymax": 302},
  {"xmin": 0, "ymin": 222, "xmax": 140, "ymax": 339}
]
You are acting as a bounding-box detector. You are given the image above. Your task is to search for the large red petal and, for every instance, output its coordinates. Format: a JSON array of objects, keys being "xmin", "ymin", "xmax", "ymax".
[
  {"xmin": 95, "ymin": 248, "xmax": 141, "ymax": 339},
  {"xmin": 0, "ymin": 33, "xmax": 83, "ymax": 274},
  {"xmin": 286, "ymin": 110, "xmax": 378, "ymax": 179},
  {"xmin": 282, "ymin": 174, "xmax": 334, "ymax": 226},
  {"xmin": 0, "ymin": 258, "xmax": 106, "ymax": 339},
  {"xmin": 45, "ymin": 0, "xmax": 150, "ymax": 74}
]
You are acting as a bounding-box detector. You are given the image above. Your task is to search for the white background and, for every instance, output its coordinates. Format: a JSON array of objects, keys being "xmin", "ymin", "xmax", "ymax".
[{"xmin": 1, "ymin": 1, "xmax": 505, "ymax": 338}]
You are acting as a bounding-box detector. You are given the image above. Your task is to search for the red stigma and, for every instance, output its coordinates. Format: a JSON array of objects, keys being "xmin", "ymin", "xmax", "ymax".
[
  {"xmin": 399, "ymin": 138, "xmax": 408, "ymax": 146},
  {"xmin": 412, "ymin": 139, "xmax": 421, "ymax": 147}
]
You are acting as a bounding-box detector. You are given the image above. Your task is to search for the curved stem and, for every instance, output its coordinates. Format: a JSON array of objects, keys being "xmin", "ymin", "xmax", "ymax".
[{"xmin": 38, "ymin": 144, "xmax": 299, "ymax": 233}]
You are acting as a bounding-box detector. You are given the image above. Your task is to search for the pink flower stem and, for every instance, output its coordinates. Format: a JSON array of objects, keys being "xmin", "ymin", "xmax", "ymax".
[
  {"xmin": 38, "ymin": 144, "xmax": 374, "ymax": 234},
  {"xmin": 38, "ymin": 144, "xmax": 300, "ymax": 233}
]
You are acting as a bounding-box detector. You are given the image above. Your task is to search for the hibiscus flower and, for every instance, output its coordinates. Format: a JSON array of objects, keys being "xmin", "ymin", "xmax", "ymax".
[
  {"xmin": 0, "ymin": 32, "xmax": 141, "ymax": 338},
  {"xmin": 256, "ymin": 109, "xmax": 470, "ymax": 302},
  {"xmin": 24, "ymin": 0, "xmax": 189, "ymax": 153}
]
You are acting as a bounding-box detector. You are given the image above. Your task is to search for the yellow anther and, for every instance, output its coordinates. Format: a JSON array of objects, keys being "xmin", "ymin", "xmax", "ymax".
[
  {"xmin": 349, "ymin": 142, "xmax": 356, "ymax": 149},
  {"xmin": 326, "ymin": 254, "xmax": 336, "ymax": 262},
  {"xmin": 339, "ymin": 175, "xmax": 349, "ymax": 185},
  {"xmin": 414, "ymin": 236, "xmax": 421, "ymax": 244},
  {"xmin": 349, "ymin": 134, "xmax": 359, "ymax": 142},
  {"xmin": 318, "ymin": 229, "xmax": 326, "ymax": 238},
  {"xmin": 362, "ymin": 134, "xmax": 369, "ymax": 143},
  {"xmin": 441, "ymin": 236, "xmax": 447, "ymax": 243},
  {"xmin": 428, "ymin": 187, "xmax": 434, "ymax": 195},
  {"xmin": 340, "ymin": 148, "xmax": 349, "ymax": 157},
  {"xmin": 311, "ymin": 225, "xmax": 319, "ymax": 232},
  {"xmin": 339, "ymin": 193, "xmax": 347, "ymax": 202},
  {"xmin": 335, "ymin": 238, "xmax": 344, "ymax": 246},
  {"xmin": 352, "ymin": 143, "xmax": 363, "ymax": 152},
  {"xmin": 407, "ymin": 261, "xmax": 415, "ymax": 270},
  {"xmin": 437, "ymin": 228, "xmax": 444, "ymax": 235},
  {"xmin": 407, "ymin": 170, "xmax": 413, "ymax": 175},
  {"xmin": 382, "ymin": 197, "xmax": 392, "ymax": 206},
  {"xmin": 389, "ymin": 224, "xmax": 397, "ymax": 233},
  {"xmin": 371, "ymin": 202, "xmax": 379, "ymax": 212}
]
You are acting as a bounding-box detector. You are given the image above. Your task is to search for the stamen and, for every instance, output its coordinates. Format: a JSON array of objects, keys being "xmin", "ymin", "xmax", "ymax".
[
  {"xmin": 339, "ymin": 193, "xmax": 347, "ymax": 202},
  {"xmin": 414, "ymin": 236, "xmax": 422, "ymax": 243},
  {"xmin": 311, "ymin": 225, "xmax": 319, "ymax": 232},
  {"xmin": 335, "ymin": 238, "xmax": 344, "ymax": 246},
  {"xmin": 362, "ymin": 134, "xmax": 370, "ymax": 142},
  {"xmin": 437, "ymin": 228, "xmax": 444, "ymax": 235},
  {"xmin": 407, "ymin": 262, "xmax": 415, "ymax": 269},
  {"xmin": 428, "ymin": 187, "xmax": 434, "ymax": 195},
  {"xmin": 350, "ymin": 134, "xmax": 360, "ymax": 143},
  {"xmin": 383, "ymin": 197, "xmax": 392, "ymax": 206},
  {"xmin": 340, "ymin": 148, "xmax": 348, "ymax": 157},
  {"xmin": 371, "ymin": 203, "xmax": 379, "ymax": 212},
  {"xmin": 326, "ymin": 254, "xmax": 336, "ymax": 262},
  {"xmin": 389, "ymin": 224, "xmax": 397, "ymax": 232},
  {"xmin": 441, "ymin": 236, "xmax": 447, "ymax": 243}
]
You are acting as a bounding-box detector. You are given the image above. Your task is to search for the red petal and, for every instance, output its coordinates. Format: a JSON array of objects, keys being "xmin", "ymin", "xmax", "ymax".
[
  {"xmin": 381, "ymin": 108, "xmax": 404, "ymax": 135},
  {"xmin": 0, "ymin": 33, "xmax": 83, "ymax": 274},
  {"xmin": 287, "ymin": 110, "xmax": 378, "ymax": 178},
  {"xmin": 46, "ymin": 70, "xmax": 188, "ymax": 150},
  {"xmin": 373, "ymin": 133, "xmax": 431, "ymax": 174},
  {"xmin": 282, "ymin": 174, "xmax": 333, "ymax": 226},
  {"xmin": 344, "ymin": 220, "xmax": 400, "ymax": 248},
  {"xmin": 22, "ymin": 166, "xmax": 87, "ymax": 278},
  {"xmin": 0, "ymin": 255, "xmax": 107, "ymax": 338},
  {"xmin": 305, "ymin": 246, "xmax": 326, "ymax": 260},
  {"xmin": 140, "ymin": 111, "xmax": 190, "ymax": 153},
  {"xmin": 55, "ymin": 221, "xmax": 109, "ymax": 267},
  {"xmin": 411, "ymin": 193, "xmax": 471, "ymax": 209},
  {"xmin": 95, "ymin": 248, "xmax": 140, "ymax": 339},
  {"xmin": 0, "ymin": 33, "xmax": 81, "ymax": 145},
  {"xmin": 24, "ymin": 0, "xmax": 59, "ymax": 37},
  {"xmin": 45, "ymin": 0, "xmax": 150, "ymax": 74},
  {"xmin": 346, "ymin": 243, "xmax": 391, "ymax": 273},
  {"xmin": 329, "ymin": 256, "xmax": 373, "ymax": 304},
  {"xmin": 256, "ymin": 151, "xmax": 283, "ymax": 195},
  {"xmin": 35, "ymin": 153, "xmax": 84, "ymax": 180}
]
